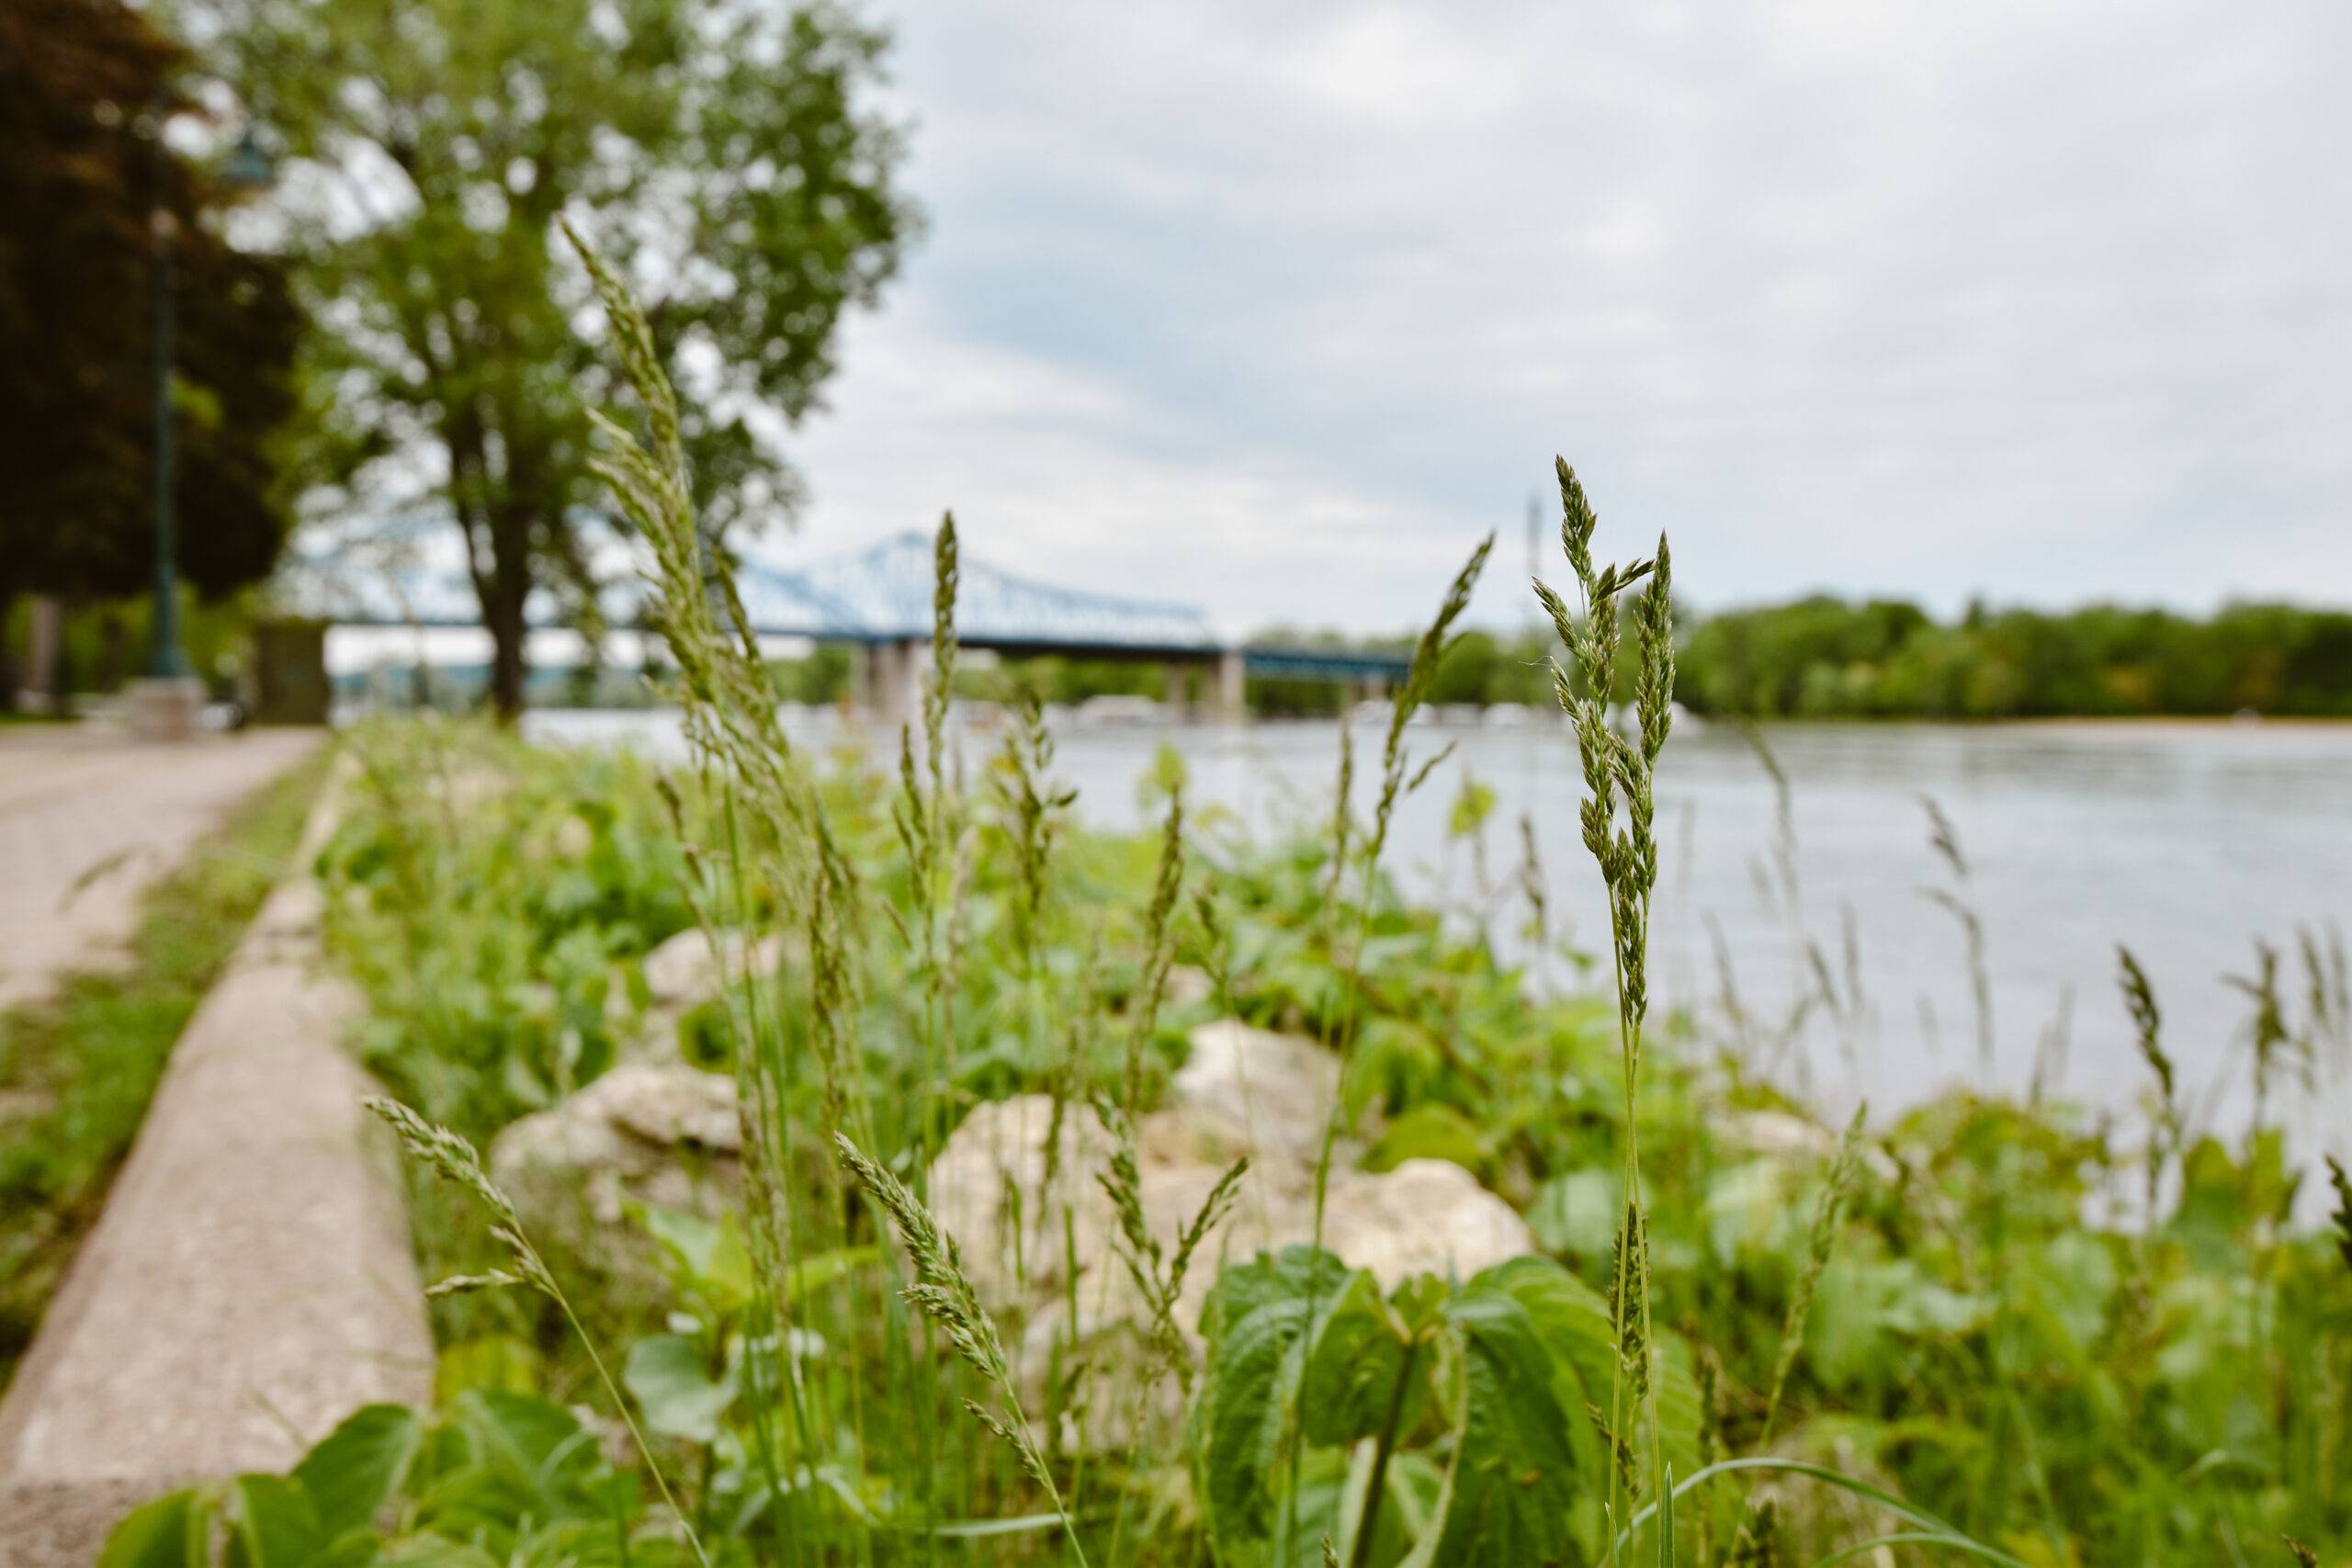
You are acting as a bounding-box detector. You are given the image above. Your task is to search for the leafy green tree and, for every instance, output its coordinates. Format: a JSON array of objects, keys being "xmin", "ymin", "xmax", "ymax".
[
  {"xmin": 0, "ymin": 0, "xmax": 300, "ymax": 703},
  {"xmin": 212, "ymin": 0, "xmax": 917, "ymax": 715},
  {"xmin": 1677, "ymin": 594, "xmax": 2352, "ymax": 720}
]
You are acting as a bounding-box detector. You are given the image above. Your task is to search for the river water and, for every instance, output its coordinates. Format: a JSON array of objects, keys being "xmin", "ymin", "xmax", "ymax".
[{"xmin": 529, "ymin": 708, "xmax": 2352, "ymax": 1148}]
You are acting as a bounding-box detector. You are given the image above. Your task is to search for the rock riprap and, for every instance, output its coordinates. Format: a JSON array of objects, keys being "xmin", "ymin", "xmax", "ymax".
[
  {"xmin": 639, "ymin": 926, "xmax": 783, "ymax": 1007},
  {"xmin": 486, "ymin": 1019, "xmax": 1532, "ymax": 1398},
  {"xmin": 927, "ymin": 1019, "xmax": 1533, "ymax": 1377},
  {"xmin": 617, "ymin": 925, "xmax": 785, "ymax": 1059},
  {"xmin": 490, "ymin": 1061, "xmax": 742, "ymax": 1226}
]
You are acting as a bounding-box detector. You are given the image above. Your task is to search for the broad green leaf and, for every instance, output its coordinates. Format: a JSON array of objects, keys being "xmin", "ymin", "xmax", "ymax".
[
  {"xmin": 1448, "ymin": 774, "xmax": 1498, "ymax": 839},
  {"xmin": 1809, "ymin": 1255, "xmax": 1991, "ymax": 1389},
  {"xmin": 1701, "ymin": 1158, "xmax": 1792, "ymax": 1265},
  {"xmin": 1391, "ymin": 1354, "xmax": 1464, "ymax": 1568},
  {"xmin": 1362, "ymin": 1104, "xmax": 1486, "ymax": 1175},
  {"xmin": 1470, "ymin": 1253, "xmax": 1613, "ymax": 1392},
  {"xmin": 1197, "ymin": 1245, "xmax": 1353, "ymax": 1344},
  {"xmin": 225, "ymin": 1473, "xmax": 323, "ymax": 1567},
  {"xmin": 782, "ymin": 1244, "xmax": 884, "ymax": 1304},
  {"xmin": 453, "ymin": 1389, "xmax": 595, "ymax": 1499},
  {"xmin": 1471, "ymin": 1251, "xmax": 1702, "ymax": 1551},
  {"xmin": 1343, "ymin": 1016, "xmax": 1440, "ymax": 1120},
  {"xmin": 636, "ymin": 1205, "xmax": 756, "ymax": 1312},
  {"xmin": 2015, "ymin": 1233, "xmax": 2119, "ymax": 1358},
  {"xmin": 1431, "ymin": 1282, "xmax": 1582, "ymax": 1567},
  {"xmin": 1526, "ymin": 1168, "xmax": 1621, "ymax": 1258},
  {"xmin": 623, "ymin": 1332, "xmax": 736, "ymax": 1444},
  {"xmin": 1274, "ymin": 1445, "xmax": 1356, "ymax": 1568},
  {"xmin": 98, "ymin": 1491, "xmax": 211, "ymax": 1568},
  {"xmin": 293, "ymin": 1404, "xmax": 421, "ymax": 1539},
  {"xmin": 434, "ymin": 1334, "xmax": 543, "ymax": 1402},
  {"xmin": 1192, "ymin": 1247, "xmax": 1361, "ymax": 1546},
  {"xmin": 1298, "ymin": 1270, "xmax": 1408, "ymax": 1446}
]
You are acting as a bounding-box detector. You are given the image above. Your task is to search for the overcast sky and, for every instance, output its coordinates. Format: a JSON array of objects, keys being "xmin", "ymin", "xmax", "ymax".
[{"xmin": 760, "ymin": 2, "xmax": 2352, "ymax": 636}]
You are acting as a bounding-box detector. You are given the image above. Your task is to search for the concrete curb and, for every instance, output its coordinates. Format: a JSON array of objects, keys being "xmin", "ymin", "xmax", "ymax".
[{"xmin": 0, "ymin": 753, "xmax": 434, "ymax": 1565}]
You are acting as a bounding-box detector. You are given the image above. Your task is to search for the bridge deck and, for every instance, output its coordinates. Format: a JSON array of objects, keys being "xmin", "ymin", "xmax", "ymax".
[{"xmin": 288, "ymin": 520, "xmax": 1410, "ymax": 678}]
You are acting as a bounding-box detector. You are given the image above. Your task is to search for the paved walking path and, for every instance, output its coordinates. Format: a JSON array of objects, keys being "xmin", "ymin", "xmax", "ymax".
[
  {"xmin": 0, "ymin": 727, "xmax": 320, "ymax": 1012},
  {"xmin": 0, "ymin": 751, "xmax": 434, "ymax": 1567}
]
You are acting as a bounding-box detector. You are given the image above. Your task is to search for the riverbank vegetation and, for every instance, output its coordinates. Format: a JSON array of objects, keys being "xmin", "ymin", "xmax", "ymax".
[
  {"xmin": 104, "ymin": 251, "xmax": 2352, "ymax": 1566},
  {"xmin": 1386, "ymin": 599, "xmax": 2352, "ymax": 722},
  {"xmin": 746, "ymin": 596, "xmax": 2352, "ymax": 725},
  {"xmin": 0, "ymin": 748, "xmax": 323, "ymax": 1392}
]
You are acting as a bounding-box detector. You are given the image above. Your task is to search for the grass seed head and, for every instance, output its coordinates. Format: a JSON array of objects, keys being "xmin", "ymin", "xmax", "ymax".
[
  {"xmin": 365, "ymin": 1097, "xmax": 553, "ymax": 1297},
  {"xmin": 2325, "ymin": 1156, "xmax": 2352, "ymax": 1277},
  {"xmin": 1726, "ymin": 1497, "xmax": 1783, "ymax": 1568},
  {"xmin": 834, "ymin": 1131, "xmax": 1010, "ymax": 1384},
  {"xmin": 2117, "ymin": 945, "xmax": 2174, "ymax": 1107}
]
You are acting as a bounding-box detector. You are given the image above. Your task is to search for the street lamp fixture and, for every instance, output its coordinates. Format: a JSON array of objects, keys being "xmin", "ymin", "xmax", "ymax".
[
  {"xmin": 222, "ymin": 128, "xmax": 276, "ymax": 194},
  {"xmin": 131, "ymin": 118, "xmax": 276, "ymax": 739}
]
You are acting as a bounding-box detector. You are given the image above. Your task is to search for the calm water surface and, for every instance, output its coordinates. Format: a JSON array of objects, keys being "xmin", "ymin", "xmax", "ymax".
[{"xmin": 530, "ymin": 710, "xmax": 2352, "ymax": 1145}]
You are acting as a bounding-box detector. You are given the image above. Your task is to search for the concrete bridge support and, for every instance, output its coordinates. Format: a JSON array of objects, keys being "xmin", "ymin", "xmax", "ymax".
[
  {"xmin": 1161, "ymin": 660, "xmax": 1195, "ymax": 720},
  {"xmin": 860, "ymin": 638, "xmax": 926, "ymax": 734},
  {"xmin": 1217, "ymin": 648, "xmax": 1248, "ymax": 725}
]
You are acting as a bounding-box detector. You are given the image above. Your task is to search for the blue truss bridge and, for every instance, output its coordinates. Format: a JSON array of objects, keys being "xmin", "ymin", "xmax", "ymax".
[
  {"xmin": 287, "ymin": 519, "xmax": 1408, "ymax": 718},
  {"xmin": 733, "ymin": 533, "xmax": 1218, "ymax": 657}
]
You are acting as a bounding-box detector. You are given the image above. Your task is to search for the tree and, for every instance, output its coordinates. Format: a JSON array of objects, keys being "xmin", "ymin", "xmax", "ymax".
[
  {"xmin": 211, "ymin": 0, "xmax": 917, "ymax": 716},
  {"xmin": 0, "ymin": 0, "xmax": 300, "ymax": 701}
]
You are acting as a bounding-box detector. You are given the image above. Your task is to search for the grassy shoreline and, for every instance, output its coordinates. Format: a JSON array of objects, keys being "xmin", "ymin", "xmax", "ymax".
[
  {"xmin": 281, "ymin": 705, "xmax": 2352, "ymax": 1564},
  {"xmin": 0, "ymin": 742, "xmax": 329, "ymax": 1393}
]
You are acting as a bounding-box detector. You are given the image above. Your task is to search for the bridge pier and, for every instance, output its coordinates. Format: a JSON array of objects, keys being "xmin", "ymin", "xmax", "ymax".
[
  {"xmin": 1216, "ymin": 648, "xmax": 1247, "ymax": 726},
  {"xmin": 861, "ymin": 639, "xmax": 925, "ymax": 734},
  {"xmin": 1161, "ymin": 660, "xmax": 1193, "ymax": 720}
]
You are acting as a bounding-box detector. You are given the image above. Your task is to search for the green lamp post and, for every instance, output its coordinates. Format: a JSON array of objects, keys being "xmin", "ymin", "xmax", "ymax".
[{"xmin": 147, "ymin": 124, "xmax": 275, "ymax": 683}]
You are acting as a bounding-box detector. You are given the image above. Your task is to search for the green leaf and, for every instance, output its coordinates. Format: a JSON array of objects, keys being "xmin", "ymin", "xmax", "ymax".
[
  {"xmin": 225, "ymin": 1473, "xmax": 323, "ymax": 1567},
  {"xmin": 2013, "ymin": 1233, "xmax": 2119, "ymax": 1358},
  {"xmin": 98, "ymin": 1491, "xmax": 212, "ymax": 1568},
  {"xmin": 781, "ymin": 1243, "xmax": 884, "ymax": 1304},
  {"xmin": 1701, "ymin": 1158, "xmax": 1794, "ymax": 1265},
  {"xmin": 1469, "ymin": 1253, "xmax": 1613, "ymax": 1389},
  {"xmin": 1657, "ymin": 1462, "xmax": 1677, "ymax": 1566},
  {"xmin": 636, "ymin": 1205, "xmax": 756, "ymax": 1312},
  {"xmin": 1362, "ymin": 1104, "xmax": 1486, "ymax": 1175},
  {"xmin": 434, "ymin": 1334, "xmax": 543, "ymax": 1402},
  {"xmin": 292, "ymin": 1404, "xmax": 421, "ymax": 1540},
  {"xmin": 1526, "ymin": 1168, "xmax": 1622, "ymax": 1258},
  {"xmin": 1448, "ymin": 774, "xmax": 1498, "ymax": 839},
  {"xmin": 623, "ymin": 1332, "xmax": 736, "ymax": 1444},
  {"xmin": 1466, "ymin": 1252, "xmax": 1679, "ymax": 1554},
  {"xmin": 1809, "ymin": 1256, "xmax": 1991, "ymax": 1389},
  {"xmin": 1614, "ymin": 1457, "xmax": 2033, "ymax": 1568},
  {"xmin": 1192, "ymin": 1247, "xmax": 1361, "ymax": 1546},
  {"xmin": 1298, "ymin": 1270, "xmax": 1408, "ymax": 1446},
  {"xmin": 453, "ymin": 1388, "xmax": 596, "ymax": 1499},
  {"xmin": 1430, "ymin": 1281, "xmax": 1583, "ymax": 1567}
]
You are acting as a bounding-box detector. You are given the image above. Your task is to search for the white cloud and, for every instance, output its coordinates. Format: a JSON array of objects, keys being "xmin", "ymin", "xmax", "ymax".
[{"xmin": 760, "ymin": 0, "xmax": 2352, "ymax": 632}]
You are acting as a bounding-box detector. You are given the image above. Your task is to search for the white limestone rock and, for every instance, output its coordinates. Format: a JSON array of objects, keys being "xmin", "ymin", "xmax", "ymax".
[
  {"xmin": 926, "ymin": 1019, "xmax": 1532, "ymax": 1387},
  {"xmin": 490, "ymin": 1062, "xmax": 741, "ymax": 1226}
]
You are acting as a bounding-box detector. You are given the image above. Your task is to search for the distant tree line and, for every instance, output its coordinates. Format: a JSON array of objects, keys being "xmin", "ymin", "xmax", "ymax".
[
  {"xmin": 1673, "ymin": 596, "xmax": 2352, "ymax": 719},
  {"xmin": 1280, "ymin": 598, "xmax": 2352, "ymax": 720},
  {"xmin": 745, "ymin": 598, "xmax": 2352, "ymax": 722}
]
